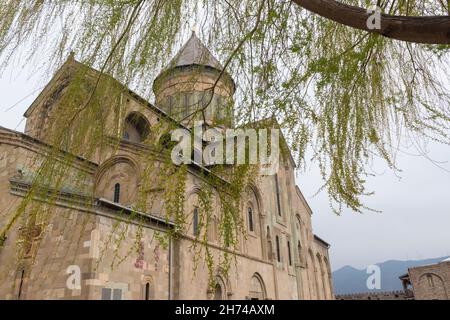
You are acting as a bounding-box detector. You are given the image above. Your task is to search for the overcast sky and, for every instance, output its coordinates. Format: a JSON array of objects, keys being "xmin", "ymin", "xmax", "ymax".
[
  {"xmin": 301, "ymin": 142, "xmax": 450, "ymax": 271},
  {"xmin": 1, "ymin": 55, "xmax": 449, "ymax": 273}
]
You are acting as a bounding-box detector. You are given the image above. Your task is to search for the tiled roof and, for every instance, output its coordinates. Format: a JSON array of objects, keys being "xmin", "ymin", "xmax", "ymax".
[{"xmin": 167, "ymin": 31, "xmax": 223, "ymax": 70}]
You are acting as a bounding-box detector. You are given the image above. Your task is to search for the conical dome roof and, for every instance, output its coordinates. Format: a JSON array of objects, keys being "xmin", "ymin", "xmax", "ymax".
[
  {"xmin": 166, "ymin": 31, "xmax": 223, "ymax": 70},
  {"xmin": 153, "ymin": 31, "xmax": 235, "ymax": 94},
  {"xmin": 152, "ymin": 32, "xmax": 235, "ymax": 128}
]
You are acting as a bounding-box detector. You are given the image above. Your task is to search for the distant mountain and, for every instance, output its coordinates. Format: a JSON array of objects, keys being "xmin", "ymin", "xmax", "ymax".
[{"xmin": 332, "ymin": 256, "xmax": 449, "ymax": 294}]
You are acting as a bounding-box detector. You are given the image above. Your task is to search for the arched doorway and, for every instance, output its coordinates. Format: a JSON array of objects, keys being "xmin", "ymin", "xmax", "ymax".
[
  {"xmin": 210, "ymin": 276, "xmax": 228, "ymax": 300},
  {"xmin": 249, "ymin": 273, "xmax": 266, "ymax": 300},
  {"xmin": 214, "ymin": 283, "xmax": 223, "ymax": 300}
]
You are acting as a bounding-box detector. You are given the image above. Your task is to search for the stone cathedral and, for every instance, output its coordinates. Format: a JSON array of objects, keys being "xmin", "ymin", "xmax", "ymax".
[{"xmin": 0, "ymin": 33, "xmax": 334, "ymax": 300}]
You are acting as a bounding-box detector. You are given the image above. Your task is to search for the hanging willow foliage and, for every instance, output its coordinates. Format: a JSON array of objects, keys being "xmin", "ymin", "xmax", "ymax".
[{"xmin": 0, "ymin": 0, "xmax": 449, "ymax": 285}]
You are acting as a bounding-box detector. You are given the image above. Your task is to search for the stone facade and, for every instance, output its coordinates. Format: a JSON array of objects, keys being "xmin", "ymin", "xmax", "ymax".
[
  {"xmin": 336, "ymin": 258, "xmax": 450, "ymax": 300},
  {"xmin": 402, "ymin": 259, "xmax": 450, "ymax": 300},
  {"xmin": 0, "ymin": 33, "xmax": 334, "ymax": 300}
]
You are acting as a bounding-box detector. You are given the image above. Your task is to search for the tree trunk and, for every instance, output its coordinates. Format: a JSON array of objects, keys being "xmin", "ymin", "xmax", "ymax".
[{"xmin": 292, "ymin": 0, "xmax": 450, "ymax": 44}]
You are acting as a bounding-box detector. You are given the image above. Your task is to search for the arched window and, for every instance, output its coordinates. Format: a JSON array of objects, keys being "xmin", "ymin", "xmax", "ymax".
[
  {"xmin": 274, "ymin": 174, "xmax": 282, "ymax": 217},
  {"xmin": 287, "ymin": 241, "xmax": 292, "ymax": 266},
  {"xmin": 145, "ymin": 283, "xmax": 151, "ymax": 300},
  {"xmin": 193, "ymin": 207, "xmax": 199, "ymax": 236},
  {"xmin": 296, "ymin": 215, "xmax": 301, "ymax": 234},
  {"xmin": 295, "ymin": 215, "xmax": 304, "ymax": 266},
  {"xmin": 142, "ymin": 278, "xmax": 154, "ymax": 300},
  {"xmin": 427, "ymin": 274, "xmax": 435, "ymax": 288},
  {"xmin": 295, "ymin": 215, "xmax": 303, "ymax": 244},
  {"xmin": 275, "ymin": 235, "xmax": 281, "ymax": 262},
  {"xmin": 266, "ymin": 227, "xmax": 272, "ymax": 261},
  {"xmin": 17, "ymin": 269, "xmax": 25, "ymax": 299},
  {"xmin": 167, "ymin": 96, "xmax": 174, "ymax": 115},
  {"xmin": 183, "ymin": 93, "xmax": 190, "ymax": 119},
  {"xmin": 123, "ymin": 112, "xmax": 150, "ymax": 143},
  {"xmin": 184, "ymin": 93, "xmax": 190, "ymax": 108},
  {"xmin": 114, "ymin": 183, "xmax": 121, "ymax": 203},
  {"xmin": 297, "ymin": 241, "xmax": 302, "ymax": 263},
  {"xmin": 248, "ymin": 207, "xmax": 254, "ymax": 232}
]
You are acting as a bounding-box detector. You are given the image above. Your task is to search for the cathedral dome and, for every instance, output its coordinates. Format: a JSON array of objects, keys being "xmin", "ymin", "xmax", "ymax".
[{"xmin": 153, "ymin": 32, "xmax": 235, "ymax": 128}]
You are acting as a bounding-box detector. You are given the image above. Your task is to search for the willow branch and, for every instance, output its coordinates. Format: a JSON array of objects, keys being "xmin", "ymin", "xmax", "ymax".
[{"xmin": 292, "ymin": 0, "xmax": 450, "ymax": 44}]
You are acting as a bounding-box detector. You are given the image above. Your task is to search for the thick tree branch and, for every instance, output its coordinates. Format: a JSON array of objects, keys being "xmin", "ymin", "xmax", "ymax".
[{"xmin": 292, "ymin": 0, "xmax": 450, "ymax": 44}]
